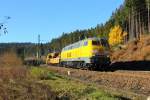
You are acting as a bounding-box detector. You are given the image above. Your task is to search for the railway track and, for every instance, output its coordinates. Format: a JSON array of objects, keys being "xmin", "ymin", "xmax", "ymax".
[
  {"xmin": 45, "ymin": 65, "xmax": 150, "ymax": 77},
  {"xmin": 45, "ymin": 64, "xmax": 150, "ymax": 77},
  {"xmin": 45, "ymin": 65, "xmax": 150, "ymax": 99}
]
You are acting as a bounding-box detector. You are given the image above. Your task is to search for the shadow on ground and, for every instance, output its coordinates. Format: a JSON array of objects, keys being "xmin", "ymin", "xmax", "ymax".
[{"xmin": 110, "ymin": 61, "xmax": 150, "ymax": 71}]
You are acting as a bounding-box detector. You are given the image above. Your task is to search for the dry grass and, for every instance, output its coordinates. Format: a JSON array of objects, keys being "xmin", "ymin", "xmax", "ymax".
[
  {"xmin": 0, "ymin": 80, "xmax": 58, "ymax": 100},
  {"xmin": 0, "ymin": 67, "xmax": 27, "ymax": 81},
  {"xmin": 111, "ymin": 35, "xmax": 150, "ymax": 61},
  {"xmin": 0, "ymin": 51, "xmax": 22, "ymax": 68},
  {"xmin": 0, "ymin": 52, "xmax": 59, "ymax": 100},
  {"xmin": 0, "ymin": 51, "xmax": 27, "ymax": 81}
]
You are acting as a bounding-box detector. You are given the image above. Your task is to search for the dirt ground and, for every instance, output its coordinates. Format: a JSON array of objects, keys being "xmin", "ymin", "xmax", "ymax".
[
  {"xmin": 46, "ymin": 66, "xmax": 150, "ymax": 98},
  {"xmin": 111, "ymin": 35, "xmax": 150, "ymax": 62}
]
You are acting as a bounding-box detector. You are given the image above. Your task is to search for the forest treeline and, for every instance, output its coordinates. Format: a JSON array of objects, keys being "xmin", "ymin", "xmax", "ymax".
[
  {"xmin": 49, "ymin": 0, "xmax": 150, "ymax": 51},
  {"xmin": 0, "ymin": 43, "xmax": 48, "ymax": 59},
  {"xmin": 0, "ymin": 43, "xmax": 35, "ymax": 59}
]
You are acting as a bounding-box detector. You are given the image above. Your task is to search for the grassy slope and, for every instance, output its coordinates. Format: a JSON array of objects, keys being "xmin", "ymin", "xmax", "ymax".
[{"xmin": 30, "ymin": 67, "xmax": 126, "ymax": 100}]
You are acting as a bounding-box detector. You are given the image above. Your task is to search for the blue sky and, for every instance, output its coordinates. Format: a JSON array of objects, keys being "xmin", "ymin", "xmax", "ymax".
[{"xmin": 0, "ymin": 0, "xmax": 124, "ymax": 43}]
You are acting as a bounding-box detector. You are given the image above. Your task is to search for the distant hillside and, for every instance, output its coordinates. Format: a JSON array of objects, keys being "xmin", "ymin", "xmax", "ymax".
[
  {"xmin": 0, "ymin": 43, "xmax": 49, "ymax": 58},
  {"xmin": 0, "ymin": 43, "xmax": 35, "ymax": 49}
]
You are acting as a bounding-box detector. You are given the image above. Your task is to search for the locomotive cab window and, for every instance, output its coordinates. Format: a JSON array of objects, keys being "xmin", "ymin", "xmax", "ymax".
[
  {"xmin": 48, "ymin": 55, "xmax": 52, "ymax": 58},
  {"xmin": 101, "ymin": 39, "xmax": 109, "ymax": 48},
  {"xmin": 54, "ymin": 53, "xmax": 59, "ymax": 58},
  {"xmin": 92, "ymin": 41, "xmax": 100, "ymax": 45}
]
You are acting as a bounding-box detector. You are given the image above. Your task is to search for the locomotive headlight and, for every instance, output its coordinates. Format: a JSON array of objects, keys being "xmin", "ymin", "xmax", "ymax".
[
  {"xmin": 107, "ymin": 55, "xmax": 110, "ymax": 58},
  {"xmin": 104, "ymin": 51, "xmax": 110, "ymax": 56},
  {"xmin": 92, "ymin": 49, "xmax": 99, "ymax": 55},
  {"xmin": 92, "ymin": 50, "xmax": 98, "ymax": 54},
  {"xmin": 92, "ymin": 49, "xmax": 104, "ymax": 55}
]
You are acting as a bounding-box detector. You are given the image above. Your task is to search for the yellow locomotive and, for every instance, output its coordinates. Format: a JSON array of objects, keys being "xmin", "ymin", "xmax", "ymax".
[
  {"xmin": 46, "ymin": 38, "xmax": 111, "ymax": 70},
  {"xmin": 46, "ymin": 52, "xmax": 60, "ymax": 65},
  {"xmin": 60, "ymin": 37, "xmax": 110, "ymax": 70}
]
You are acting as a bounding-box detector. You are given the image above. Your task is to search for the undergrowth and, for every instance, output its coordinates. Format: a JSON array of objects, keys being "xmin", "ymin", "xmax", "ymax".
[
  {"xmin": 30, "ymin": 67, "xmax": 125, "ymax": 100},
  {"xmin": 0, "ymin": 52, "xmax": 58, "ymax": 100}
]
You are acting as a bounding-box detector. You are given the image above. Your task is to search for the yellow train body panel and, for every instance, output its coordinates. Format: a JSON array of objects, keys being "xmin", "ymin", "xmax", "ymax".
[
  {"xmin": 61, "ymin": 41, "xmax": 92, "ymax": 59},
  {"xmin": 60, "ymin": 38, "xmax": 108, "ymax": 64},
  {"xmin": 49, "ymin": 58, "xmax": 60, "ymax": 64}
]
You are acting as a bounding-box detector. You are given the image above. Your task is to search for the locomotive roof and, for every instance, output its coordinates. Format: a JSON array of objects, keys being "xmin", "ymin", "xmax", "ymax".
[
  {"xmin": 87, "ymin": 37, "xmax": 106, "ymax": 40},
  {"xmin": 62, "ymin": 37, "xmax": 107, "ymax": 51}
]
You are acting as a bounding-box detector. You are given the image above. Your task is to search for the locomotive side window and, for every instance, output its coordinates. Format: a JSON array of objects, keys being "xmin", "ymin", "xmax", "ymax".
[{"xmin": 84, "ymin": 41, "xmax": 88, "ymax": 46}]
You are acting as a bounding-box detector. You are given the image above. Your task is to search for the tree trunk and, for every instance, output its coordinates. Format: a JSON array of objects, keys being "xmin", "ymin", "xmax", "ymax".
[
  {"xmin": 129, "ymin": 9, "xmax": 131, "ymax": 40},
  {"xmin": 148, "ymin": 1, "xmax": 150, "ymax": 33},
  {"xmin": 131, "ymin": 7, "xmax": 134, "ymax": 40},
  {"xmin": 139, "ymin": 13, "xmax": 141, "ymax": 39},
  {"xmin": 135, "ymin": 12, "xmax": 138, "ymax": 39}
]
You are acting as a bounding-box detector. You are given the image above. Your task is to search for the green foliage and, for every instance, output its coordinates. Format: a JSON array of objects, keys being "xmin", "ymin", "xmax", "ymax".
[
  {"xmin": 30, "ymin": 67, "xmax": 57, "ymax": 80},
  {"xmin": 87, "ymin": 91, "xmax": 117, "ymax": 100},
  {"xmin": 42, "ymin": 75, "xmax": 121, "ymax": 100},
  {"xmin": 29, "ymin": 67, "xmax": 124, "ymax": 100}
]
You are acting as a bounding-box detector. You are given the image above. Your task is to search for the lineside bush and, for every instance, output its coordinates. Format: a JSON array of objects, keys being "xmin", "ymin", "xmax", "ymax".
[{"xmin": 0, "ymin": 51, "xmax": 27, "ymax": 81}]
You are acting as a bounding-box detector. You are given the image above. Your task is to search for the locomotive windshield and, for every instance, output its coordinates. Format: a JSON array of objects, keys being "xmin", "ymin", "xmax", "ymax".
[
  {"xmin": 92, "ymin": 41, "xmax": 100, "ymax": 45},
  {"xmin": 92, "ymin": 38, "xmax": 109, "ymax": 48},
  {"xmin": 100, "ymin": 38, "xmax": 110, "ymax": 48}
]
